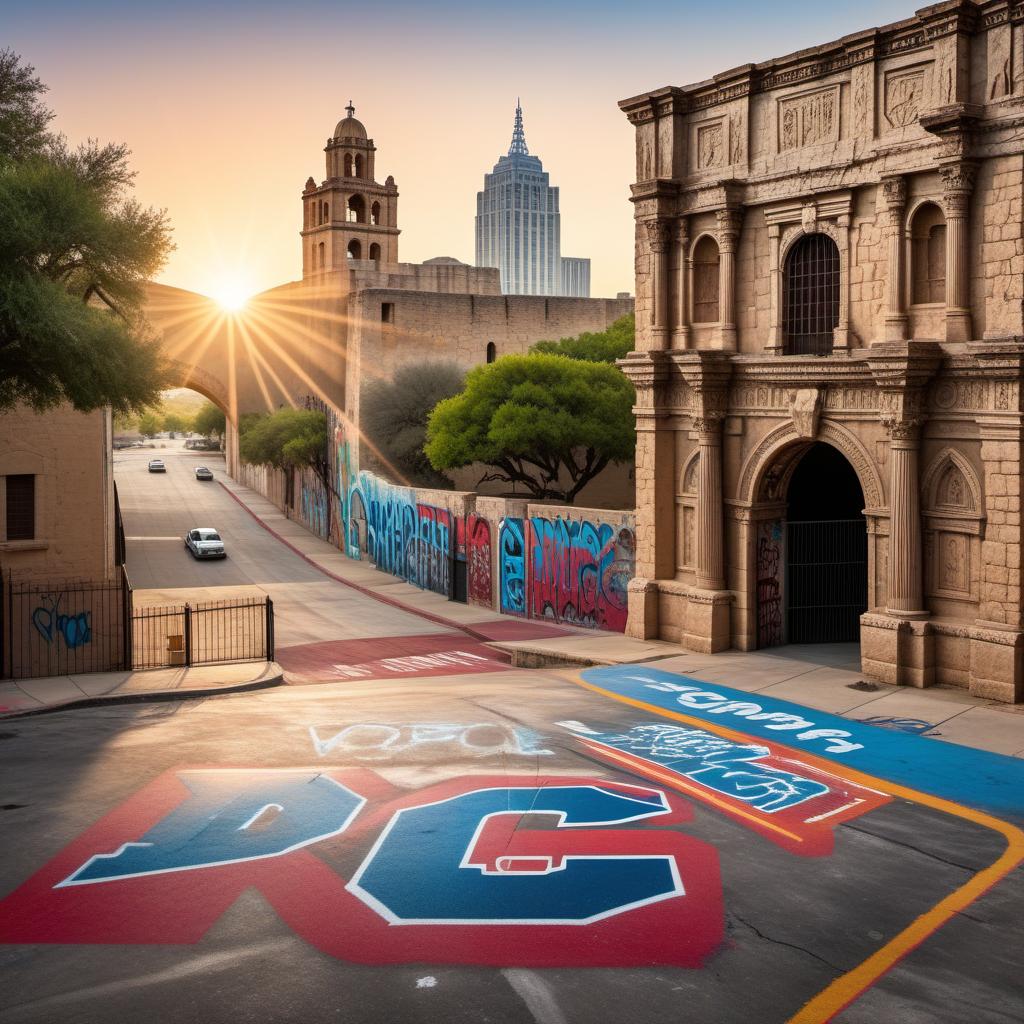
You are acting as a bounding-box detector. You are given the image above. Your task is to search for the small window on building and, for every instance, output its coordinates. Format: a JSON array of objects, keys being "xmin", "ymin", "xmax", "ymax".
[
  {"xmin": 318, "ymin": 241, "xmax": 325, "ymax": 269},
  {"xmin": 382, "ymin": 302, "xmax": 395, "ymax": 324},
  {"xmin": 344, "ymin": 153, "xmax": 353, "ymax": 177},
  {"xmin": 347, "ymin": 194, "xmax": 365, "ymax": 223},
  {"xmin": 355, "ymin": 154, "xmax": 364, "ymax": 178},
  {"xmin": 692, "ymin": 236, "xmax": 720, "ymax": 324},
  {"xmin": 348, "ymin": 239, "xmax": 362, "ymax": 260},
  {"xmin": 6, "ymin": 474, "xmax": 35, "ymax": 541},
  {"xmin": 371, "ymin": 201, "xmax": 381, "ymax": 225},
  {"xmin": 486, "ymin": 341, "xmax": 496, "ymax": 363},
  {"xmin": 369, "ymin": 242, "xmax": 381, "ymax": 263},
  {"xmin": 911, "ymin": 202, "xmax": 946, "ymax": 305}
]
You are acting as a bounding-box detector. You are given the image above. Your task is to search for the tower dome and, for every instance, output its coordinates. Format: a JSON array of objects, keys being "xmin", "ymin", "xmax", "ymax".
[{"xmin": 334, "ymin": 101, "xmax": 367, "ymax": 141}]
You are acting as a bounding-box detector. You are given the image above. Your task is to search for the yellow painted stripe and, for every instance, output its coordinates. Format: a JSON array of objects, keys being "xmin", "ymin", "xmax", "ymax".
[{"xmin": 562, "ymin": 672, "xmax": 1024, "ymax": 1024}]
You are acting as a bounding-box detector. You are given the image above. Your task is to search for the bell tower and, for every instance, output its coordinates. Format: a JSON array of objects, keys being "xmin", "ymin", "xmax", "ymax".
[{"xmin": 301, "ymin": 102, "xmax": 400, "ymax": 278}]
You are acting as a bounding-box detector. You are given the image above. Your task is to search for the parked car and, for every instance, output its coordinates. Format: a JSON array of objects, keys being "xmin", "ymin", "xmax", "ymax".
[
  {"xmin": 185, "ymin": 528, "xmax": 226, "ymax": 559},
  {"xmin": 194, "ymin": 466, "xmax": 214, "ymax": 481},
  {"xmin": 148, "ymin": 459, "xmax": 166, "ymax": 472}
]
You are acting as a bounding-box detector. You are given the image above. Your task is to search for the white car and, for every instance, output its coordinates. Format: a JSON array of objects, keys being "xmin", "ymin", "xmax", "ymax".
[
  {"xmin": 148, "ymin": 458, "xmax": 166, "ymax": 472},
  {"xmin": 185, "ymin": 528, "xmax": 227, "ymax": 560}
]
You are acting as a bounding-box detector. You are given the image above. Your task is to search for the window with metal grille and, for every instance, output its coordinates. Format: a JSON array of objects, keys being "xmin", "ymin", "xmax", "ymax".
[
  {"xmin": 6, "ymin": 474, "xmax": 35, "ymax": 541},
  {"xmin": 783, "ymin": 233, "xmax": 839, "ymax": 355}
]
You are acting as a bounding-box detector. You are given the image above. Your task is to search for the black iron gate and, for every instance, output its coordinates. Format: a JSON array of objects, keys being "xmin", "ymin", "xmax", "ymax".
[{"xmin": 786, "ymin": 519, "xmax": 867, "ymax": 643}]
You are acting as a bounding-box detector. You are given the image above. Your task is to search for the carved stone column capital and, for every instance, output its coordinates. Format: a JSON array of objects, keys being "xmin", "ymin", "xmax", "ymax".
[
  {"xmin": 645, "ymin": 218, "xmax": 671, "ymax": 253},
  {"xmin": 939, "ymin": 160, "xmax": 978, "ymax": 215},
  {"xmin": 715, "ymin": 206, "xmax": 743, "ymax": 252},
  {"xmin": 881, "ymin": 174, "xmax": 907, "ymax": 210}
]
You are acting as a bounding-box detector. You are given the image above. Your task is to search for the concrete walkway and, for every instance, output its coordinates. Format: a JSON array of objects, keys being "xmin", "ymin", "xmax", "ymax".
[
  {"xmin": 219, "ymin": 478, "xmax": 1024, "ymax": 760},
  {"xmin": 0, "ymin": 661, "xmax": 283, "ymax": 719}
]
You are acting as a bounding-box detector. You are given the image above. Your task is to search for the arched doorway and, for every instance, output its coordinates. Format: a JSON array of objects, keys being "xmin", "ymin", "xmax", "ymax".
[{"xmin": 784, "ymin": 443, "xmax": 867, "ymax": 643}]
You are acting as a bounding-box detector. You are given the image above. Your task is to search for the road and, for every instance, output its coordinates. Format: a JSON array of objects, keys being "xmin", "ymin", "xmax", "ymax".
[
  {"xmin": 114, "ymin": 443, "xmax": 491, "ymax": 673},
  {"xmin": 0, "ymin": 444, "xmax": 1019, "ymax": 1022}
]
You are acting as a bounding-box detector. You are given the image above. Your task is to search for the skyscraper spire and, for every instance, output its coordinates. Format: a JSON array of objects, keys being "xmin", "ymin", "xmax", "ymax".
[{"xmin": 508, "ymin": 99, "xmax": 529, "ymax": 156}]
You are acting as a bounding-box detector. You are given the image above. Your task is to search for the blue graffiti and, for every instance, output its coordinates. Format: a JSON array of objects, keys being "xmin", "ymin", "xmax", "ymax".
[
  {"xmin": 859, "ymin": 716, "xmax": 939, "ymax": 736},
  {"xmin": 301, "ymin": 479, "xmax": 329, "ymax": 539},
  {"xmin": 31, "ymin": 593, "xmax": 91, "ymax": 650},
  {"xmin": 498, "ymin": 517, "xmax": 527, "ymax": 615},
  {"xmin": 349, "ymin": 785, "xmax": 678, "ymax": 923},
  {"xmin": 60, "ymin": 770, "xmax": 365, "ymax": 886},
  {"xmin": 562, "ymin": 722, "xmax": 828, "ymax": 813}
]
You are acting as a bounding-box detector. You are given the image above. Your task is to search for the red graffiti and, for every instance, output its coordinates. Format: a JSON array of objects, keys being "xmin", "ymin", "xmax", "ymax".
[{"xmin": 467, "ymin": 514, "xmax": 492, "ymax": 607}]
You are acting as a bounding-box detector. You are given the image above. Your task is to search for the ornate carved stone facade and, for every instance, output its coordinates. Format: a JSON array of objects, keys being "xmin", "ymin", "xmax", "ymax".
[{"xmin": 619, "ymin": 1, "xmax": 1024, "ymax": 702}]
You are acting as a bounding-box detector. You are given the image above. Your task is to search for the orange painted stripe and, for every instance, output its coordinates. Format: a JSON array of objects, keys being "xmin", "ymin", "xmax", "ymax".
[{"xmin": 563, "ymin": 672, "xmax": 1024, "ymax": 1024}]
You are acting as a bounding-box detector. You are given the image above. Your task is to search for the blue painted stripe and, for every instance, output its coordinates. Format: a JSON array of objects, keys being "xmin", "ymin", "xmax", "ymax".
[{"xmin": 580, "ymin": 666, "xmax": 1024, "ymax": 819}]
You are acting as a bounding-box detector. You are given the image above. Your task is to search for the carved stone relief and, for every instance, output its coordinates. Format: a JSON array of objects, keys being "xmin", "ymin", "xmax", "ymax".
[
  {"xmin": 778, "ymin": 86, "xmax": 840, "ymax": 152},
  {"xmin": 697, "ymin": 122, "xmax": 724, "ymax": 170},
  {"xmin": 989, "ymin": 26, "xmax": 1014, "ymax": 100},
  {"xmin": 884, "ymin": 69, "xmax": 924, "ymax": 129},
  {"xmin": 930, "ymin": 380, "xmax": 989, "ymax": 413},
  {"xmin": 788, "ymin": 388, "xmax": 823, "ymax": 439}
]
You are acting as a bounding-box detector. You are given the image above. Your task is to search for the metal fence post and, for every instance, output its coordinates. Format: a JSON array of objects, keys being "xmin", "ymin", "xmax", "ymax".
[
  {"xmin": 265, "ymin": 597, "xmax": 275, "ymax": 661},
  {"xmin": 183, "ymin": 603, "xmax": 193, "ymax": 667}
]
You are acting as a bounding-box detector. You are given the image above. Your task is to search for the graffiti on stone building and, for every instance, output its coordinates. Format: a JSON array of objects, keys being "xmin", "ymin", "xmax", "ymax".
[
  {"xmin": 466, "ymin": 514, "xmax": 492, "ymax": 607},
  {"xmin": 529, "ymin": 518, "xmax": 635, "ymax": 632},
  {"xmin": 498, "ymin": 517, "xmax": 527, "ymax": 616},
  {"xmin": 756, "ymin": 520, "xmax": 784, "ymax": 648}
]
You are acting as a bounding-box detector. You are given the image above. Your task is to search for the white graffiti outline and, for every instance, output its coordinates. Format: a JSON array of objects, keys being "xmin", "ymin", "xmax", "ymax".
[{"xmin": 309, "ymin": 722, "xmax": 554, "ymax": 759}]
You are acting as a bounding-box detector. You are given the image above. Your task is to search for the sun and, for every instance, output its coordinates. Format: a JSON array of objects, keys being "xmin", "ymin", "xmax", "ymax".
[{"xmin": 211, "ymin": 280, "xmax": 252, "ymax": 312}]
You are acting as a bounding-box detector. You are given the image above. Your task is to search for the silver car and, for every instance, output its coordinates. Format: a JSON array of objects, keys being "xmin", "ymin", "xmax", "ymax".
[{"xmin": 185, "ymin": 528, "xmax": 227, "ymax": 559}]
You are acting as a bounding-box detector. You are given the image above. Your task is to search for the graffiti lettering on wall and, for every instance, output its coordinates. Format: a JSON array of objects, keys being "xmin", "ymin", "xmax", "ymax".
[
  {"xmin": 301, "ymin": 480, "xmax": 329, "ymax": 541},
  {"xmin": 0, "ymin": 769, "xmax": 724, "ymax": 968},
  {"xmin": 756, "ymin": 520, "xmax": 783, "ymax": 647},
  {"xmin": 466, "ymin": 514, "xmax": 492, "ymax": 607},
  {"xmin": 309, "ymin": 722, "xmax": 553, "ymax": 759},
  {"xmin": 531, "ymin": 518, "xmax": 635, "ymax": 632},
  {"xmin": 31, "ymin": 593, "xmax": 91, "ymax": 649},
  {"xmin": 498, "ymin": 517, "xmax": 527, "ymax": 615},
  {"xmin": 416, "ymin": 504, "xmax": 452, "ymax": 596},
  {"xmin": 558, "ymin": 720, "xmax": 889, "ymax": 857}
]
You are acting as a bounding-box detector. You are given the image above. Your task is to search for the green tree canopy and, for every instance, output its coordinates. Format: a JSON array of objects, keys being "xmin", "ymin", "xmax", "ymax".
[
  {"xmin": 163, "ymin": 412, "xmax": 187, "ymax": 433},
  {"xmin": 361, "ymin": 361, "xmax": 465, "ymax": 487},
  {"xmin": 137, "ymin": 411, "xmax": 161, "ymax": 437},
  {"xmin": 530, "ymin": 313, "xmax": 635, "ymax": 364},
  {"xmin": 240, "ymin": 408, "xmax": 329, "ymax": 473},
  {"xmin": 192, "ymin": 400, "xmax": 226, "ymax": 439},
  {"xmin": 425, "ymin": 353, "xmax": 635, "ymax": 503},
  {"xmin": 0, "ymin": 50, "xmax": 173, "ymax": 414}
]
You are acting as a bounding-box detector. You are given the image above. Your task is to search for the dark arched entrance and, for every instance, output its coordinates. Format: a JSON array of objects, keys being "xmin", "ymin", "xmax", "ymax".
[{"xmin": 785, "ymin": 443, "xmax": 867, "ymax": 643}]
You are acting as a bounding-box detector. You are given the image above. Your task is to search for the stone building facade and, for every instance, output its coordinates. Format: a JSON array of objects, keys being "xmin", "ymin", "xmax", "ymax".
[{"xmin": 619, "ymin": 0, "xmax": 1024, "ymax": 701}]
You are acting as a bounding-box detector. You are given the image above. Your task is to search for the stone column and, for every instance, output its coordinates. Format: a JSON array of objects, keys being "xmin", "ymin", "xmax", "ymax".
[
  {"xmin": 673, "ymin": 219, "xmax": 691, "ymax": 350},
  {"xmin": 716, "ymin": 207, "xmax": 742, "ymax": 350},
  {"xmin": 882, "ymin": 176, "xmax": 908, "ymax": 342},
  {"xmin": 885, "ymin": 420, "xmax": 928, "ymax": 618},
  {"xmin": 766, "ymin": 223, "xmax": 782, "ymax": 352},
  {"xmin": 940, "ymin": 161, "xmax": 977, "ymax": 343},
  {"xmin": 646, "ymin": 219, "xmax": 671, "ymax": 350},
  {"xmin": 694, "ymin": 414, "xmax": 726, "ymax": 590}
]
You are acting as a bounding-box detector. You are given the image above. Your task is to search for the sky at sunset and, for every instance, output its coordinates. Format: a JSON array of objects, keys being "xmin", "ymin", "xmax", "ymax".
[{"xmin": 7, "ymin": 0, "xmax": 907, "ymax": 302}]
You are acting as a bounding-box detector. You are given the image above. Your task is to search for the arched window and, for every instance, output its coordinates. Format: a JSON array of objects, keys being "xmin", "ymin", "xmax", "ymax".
[
  {"xmin": 347, "ymin": 195, "xmax": 365, "ymax": 223},
  {"xmin": 486, "ymin": 342, "xmax": 496, "ymax": 363},
  {"xmin": 317, "ymin": 241, "xmax": 325, "ymax": 269},
  {"xmin": 783, "ymin": 233, "xmax": 840, "ymax": 355},
  {"xmin": 355, "ymin": 154, "xmax": 364, "ymax": 178},
  {"xmin": 347, "ymin": 239, "xmax": 361, "ymax": 260},
  {"xmin": 369, "ymin": 242, "xmax": 381, "ymax": 263},
  {"xmin": 323, "ymin": 202, "xmax": 329, "ymax": 223},
  {"xmin": 692, "ymin": 236, "xmax": 720, "ymax": 324},
  {"xmin": 911, "ymin": 203, "xmax": 946, "ymax": 305},
  {"xmin": 371, "ymin": 201, "xmax": 381, "ymax": 225},
  {"xmin": 344, "ymin": 153, "xmax": 353, "ymax": 177}
]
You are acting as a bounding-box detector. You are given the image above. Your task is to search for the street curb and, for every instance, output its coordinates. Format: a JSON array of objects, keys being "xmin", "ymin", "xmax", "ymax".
[
  {"xmin": 488, "ymin": 644, "xmax": 613, "ymax": 670},
  {"xmin": 0, "ymin": 668, "xmax": 284, "ymax": 721},
  {"xmin": 218, "ymin": 481, "xmax": 496, "ymax": 644}
]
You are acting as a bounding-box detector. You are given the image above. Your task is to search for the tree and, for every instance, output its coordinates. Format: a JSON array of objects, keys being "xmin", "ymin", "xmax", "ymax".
[
  {"xmin": 530, "ymin": 313, "xmax": 635, "ymax": 364},
  {"xmin": 137, "ymin": 411, "xmax": 161, "ymax": 437},
  {"xmin": 192, "ymin": 401, "xmax": 226, "ymax": 439},
  {"xmin": 362, "ymin": 361, "xmax": 465, "ymax": 487},
  {"xmin": 425, "ymin": 353, "xmax": 635, "ymax": 503},
  {"xmin": 163, "ymin": 412, "xmax": 187, "ymax": 434},
  {"xmin": 240, "ymin": 408, "xmax": 330, "ymax": 520},
  {"xmin": 0, "ymin": 50, "xmax": 173, "ymax": 414}
]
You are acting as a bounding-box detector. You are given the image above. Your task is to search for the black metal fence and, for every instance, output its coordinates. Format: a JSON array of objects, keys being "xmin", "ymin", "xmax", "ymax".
[
  {"xmin": 1, "ymin": 570, "xmax": 274, "ymax": 680},
  {"xmin": 132, "ymin": 596, "xmax": 274, "ymax": 670},
  {"xmin": 1, "ymin": 570, "xmax": 131, "ymax": 680}
]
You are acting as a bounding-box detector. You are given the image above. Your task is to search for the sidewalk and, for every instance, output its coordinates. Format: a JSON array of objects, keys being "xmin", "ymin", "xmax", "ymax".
[
  {"xmin": 219, "ymin": 478, "xmax": 1024, "ymax": 759},
  {"xmin": 0, "ymin": 661, "xmax": 283, "ymax": 719}
]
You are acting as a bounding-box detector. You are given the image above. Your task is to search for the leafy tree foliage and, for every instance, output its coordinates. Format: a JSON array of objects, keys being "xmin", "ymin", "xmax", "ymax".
[
  {"xmin": 192, "ymin": 401, "xmax": 226, "ymax": 439},
  {"xmin": 137, "ymin": 411, "xmax": 161, "ymax": 437},
  {"xmin": 530, "ymin": 314, "xmax": 635, "ymax": 364},
  {"xmin": 0, "ymin": 50, "xmax": 173, "ymax": 414},
  {"xmin": 362, "ymin": 361, "xmax": 465, "ymax": 487},
  {"xmin": 163, "ymin": 412, "xmax": 187, "ymax": 434},
  {"xmin": 426, "ymin": 353, "xmax": 635, "ymax": 503}
]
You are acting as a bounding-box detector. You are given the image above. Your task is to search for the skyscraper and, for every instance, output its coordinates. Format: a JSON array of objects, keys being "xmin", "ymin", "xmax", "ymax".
[{"xmin": 475, "ymin": 103, "xmax": 590, "ymax": 297}]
